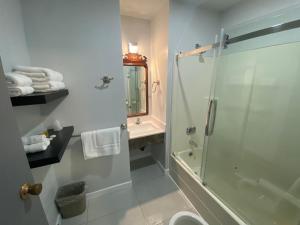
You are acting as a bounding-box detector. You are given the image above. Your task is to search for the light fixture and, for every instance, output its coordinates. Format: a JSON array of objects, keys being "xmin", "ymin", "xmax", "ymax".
[{"xmin": 128, "ymin": 42, "xmax": 138, "ymax": 54}]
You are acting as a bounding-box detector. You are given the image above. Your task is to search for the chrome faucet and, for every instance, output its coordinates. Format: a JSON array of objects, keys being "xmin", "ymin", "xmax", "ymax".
[{"xmin": 136, "ymin": 118, "xmax": 141, "ymax": 125}]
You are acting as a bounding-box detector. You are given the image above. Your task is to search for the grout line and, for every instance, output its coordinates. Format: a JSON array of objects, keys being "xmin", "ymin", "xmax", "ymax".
[
  {"xmin": 86, "ymin": 180, "xmax": 132, "ymax": 200},
  {"xmin": 86, "ymin": 185, "xmax": 140, "ymax": 224},
  {"xmin": 85, "ymin": 164, "xmax": 180, "ymax": 225},
  {"xmin": 86, "ymin": 196, "xmax": 142, "ymax": 224},
  {"xmin": 136, "ymin": 203, "xmax": 149, "ymax": 225},
  {"xmin": 130, "ymin": 164, "xmax": 166, "ymax": 186}
]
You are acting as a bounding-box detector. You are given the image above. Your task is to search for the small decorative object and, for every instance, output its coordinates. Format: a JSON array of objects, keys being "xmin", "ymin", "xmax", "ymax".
[
  {"xmin": 49, "ymin": 135, "xmax": 56, "ymax": 141},
  {"xmin": 128, "ymin": 42, "xmax": 139, "ymax": 54},
  {"xmin": 95, "ymin": 75, "xmax": 114, "ymax": 89},
  {"xmin": 123, "ymin": 53, "xmax": 147, "ymax": 64},
  {"xmin": 52, "ymin": 120, "xmax": 63, "ymax": 131}
]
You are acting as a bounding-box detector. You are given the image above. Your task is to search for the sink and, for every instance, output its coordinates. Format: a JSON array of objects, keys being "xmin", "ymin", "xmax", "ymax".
[{"xmin": 127, "ymin": 119, "xmax": 165, "ymax": 139}]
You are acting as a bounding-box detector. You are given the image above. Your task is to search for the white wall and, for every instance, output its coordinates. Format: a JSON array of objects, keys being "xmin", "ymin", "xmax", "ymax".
[
  {"xmin": 121, "ymin": 16, "xmax": 151, "ymax": 59},
  {"xmin": 166, "ymin": 0, "xmax": 221, "ymax": 168},
  {"xmin": 16, "ymin": 0, "xmax": 131, "ymax": 224},
  {"xmin": 121, "ymin": 16, "xmax": 151, "ymax": 117},
  {"xmin": 120, "ymin": 12, "xmax": 169, "ymax": 167},
  {"xmin": 21, "ymin": 0, "xmax": 130, "ymax": 186},
  {"xmin": 169, "ymin": 0, "xmax": 221, "ymax": 54},
  {"xmin": 121, "ymin": 13, "xmax": 169, "ymax": 125},
  {"xmin": 148, "ymin": 2, "xmax": 169, "ymax": 167},
  {"xmin": 150, "ymin": 2, "xmax": 169, "ymax": 124},
  {"xmin": 222, "ymin": 0, "xmax": 300, "ymax": 29},
  {"xmin": 0, "ymin": 0, "xmax": 30, "ymax": 72},
  {"xmin": 171, "ymin": 57, "xmax": 214, "ymax": 154}
]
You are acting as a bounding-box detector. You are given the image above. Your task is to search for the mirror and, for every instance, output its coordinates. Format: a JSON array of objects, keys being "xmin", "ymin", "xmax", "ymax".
[{"xmin": 123, "ymin": 53, "xmax": 149, "ymax": 117}]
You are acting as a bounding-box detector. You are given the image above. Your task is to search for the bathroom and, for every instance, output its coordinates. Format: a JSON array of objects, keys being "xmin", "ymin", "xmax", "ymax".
[{"xmin": 1, "ymin": 0, "xmax": 300, "ymax": 225}]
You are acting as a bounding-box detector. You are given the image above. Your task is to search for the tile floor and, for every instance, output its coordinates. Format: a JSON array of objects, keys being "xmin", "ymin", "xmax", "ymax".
[{"xmin": 62, "ymin": 164, "xmax": 198, "ymax": 225}]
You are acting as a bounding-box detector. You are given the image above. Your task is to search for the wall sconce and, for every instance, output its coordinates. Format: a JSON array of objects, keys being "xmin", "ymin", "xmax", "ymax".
[{"xmin": 128, "ymin": 42, "xmax": 138, "ymax": 54}]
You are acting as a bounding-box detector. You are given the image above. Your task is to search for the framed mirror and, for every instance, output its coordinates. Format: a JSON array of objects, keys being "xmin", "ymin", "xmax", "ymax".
[{"xmin": 123, "ymin": 53, "xmax": 149, "ymax": 117}]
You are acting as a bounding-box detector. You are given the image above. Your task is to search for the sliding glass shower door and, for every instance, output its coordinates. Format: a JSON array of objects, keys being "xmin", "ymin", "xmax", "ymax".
[
  {"xmin": 203, "ymin": 29, "xmax": 300, "ymax": 225},
  {"xmin": 171, "ymin": 47, "xmax": 217, "ymax": 178}
]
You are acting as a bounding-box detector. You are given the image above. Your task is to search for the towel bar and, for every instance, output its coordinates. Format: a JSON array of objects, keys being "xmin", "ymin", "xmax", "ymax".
[{"xmin": 71, "ymin": 123, "xmax": 127, "ymax": 138}]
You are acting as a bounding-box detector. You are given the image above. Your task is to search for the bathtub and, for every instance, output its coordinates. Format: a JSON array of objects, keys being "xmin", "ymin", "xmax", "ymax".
[{"xmin": 176, "ymin": 148, "xmax": 202, "ymax": 177}]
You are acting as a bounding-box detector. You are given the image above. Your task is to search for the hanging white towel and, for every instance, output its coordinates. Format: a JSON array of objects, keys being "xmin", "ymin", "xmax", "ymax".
[{"xmin": 81, "ymin": 127, "xmax": 120, "ymax": 160}]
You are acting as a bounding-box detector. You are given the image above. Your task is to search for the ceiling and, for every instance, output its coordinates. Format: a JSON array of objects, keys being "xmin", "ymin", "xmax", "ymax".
[
  {"xmin": 120, "ymin": 0, "xmax": 244, "ymax": 20},
  {"xmin": 183, "ymin": 0, "xmax": 244, "ymax": 11},
  {"xmin": 120, "ymin": 0, "xmax": 168, "ymax": 20}
]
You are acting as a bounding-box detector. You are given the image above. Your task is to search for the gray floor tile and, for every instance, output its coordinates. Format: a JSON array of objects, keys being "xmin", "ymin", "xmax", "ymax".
[
  {"xmin": 87, "ymin": 206, "xmax": 147, "ymax": 225},
  {"xmin": 139, "ymin": 191, "xmax": 191, "ymax": 225},
  {"xmin": 131, "ymin": 164, "xmax": 164, "ymax": 184},
  {"xmin": 132, "ymin": 168, "xmax": 193, "ymax": 224},
  {"xmin": 133, "ymin": 175, "xmax": 179, "ymax": 203},
  {"xmin": 85, "ymin": 164, "xmax": 200, "ymax": 225},
  {"xmin": 87, "ymin": 187, "xmax": 139, "ymax": 222}
]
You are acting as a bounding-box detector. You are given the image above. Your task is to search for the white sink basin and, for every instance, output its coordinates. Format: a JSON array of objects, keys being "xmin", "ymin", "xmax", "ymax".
[{"xmin": 127, "ymin": 120, "xmax": 165, "ymax": 139}]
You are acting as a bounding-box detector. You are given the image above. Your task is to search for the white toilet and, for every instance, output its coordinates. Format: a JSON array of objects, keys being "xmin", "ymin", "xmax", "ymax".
[{"xmin": 169, "ymin": 211, "xmax": 209, "ymax": 225}]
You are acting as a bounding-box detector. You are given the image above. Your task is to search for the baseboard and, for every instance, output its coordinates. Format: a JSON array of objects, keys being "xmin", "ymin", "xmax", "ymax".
[
  {"xmin": 154, "ymin": 158, "xmax": 169, "ymax": 174},
  {"xmin": 86, "ymin": 180, "xmax": 132, "ymax": 200},
  {"xmin": 168, "ymin": 172, "xmax": 198, "ymax": 213},
  {"xmin": 56, "ymin": 214, "xmax": 62, "ymax": 225}
]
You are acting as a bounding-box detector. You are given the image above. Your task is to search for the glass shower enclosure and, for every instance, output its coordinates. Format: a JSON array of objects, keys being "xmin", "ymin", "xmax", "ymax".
[
  {"xmin": 171, "ymin": 45, "xmax": 217, "ymax": 178},
  {"xmin": 170, "ymin": 7, "xmax": 300, "ymax": 225}
]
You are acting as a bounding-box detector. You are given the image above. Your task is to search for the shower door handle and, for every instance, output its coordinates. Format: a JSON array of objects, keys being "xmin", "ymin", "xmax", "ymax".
[{"xmin": 205, "ymin": 99, "xmax": 217, "ymax": 136}]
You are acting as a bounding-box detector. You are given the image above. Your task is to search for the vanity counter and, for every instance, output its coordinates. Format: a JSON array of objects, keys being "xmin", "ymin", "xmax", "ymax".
[{"xmin": 127, "ymin": 116, "xmax": 165, "ymax": 139}]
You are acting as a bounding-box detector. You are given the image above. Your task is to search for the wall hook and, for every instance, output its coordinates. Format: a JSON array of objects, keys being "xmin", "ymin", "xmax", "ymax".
[
  {"xmin": 95, "ymin": 75, "xmax": 114, "ymax": 89},
  {"xmin": 152, "ymin": 80, "xmax": 160, "ymax": 93}
]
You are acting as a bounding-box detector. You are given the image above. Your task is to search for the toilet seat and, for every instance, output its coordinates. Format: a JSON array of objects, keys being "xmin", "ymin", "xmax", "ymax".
[{"xmin": 169, "ymin": 211, "xmax": 209, "ymax": 225}]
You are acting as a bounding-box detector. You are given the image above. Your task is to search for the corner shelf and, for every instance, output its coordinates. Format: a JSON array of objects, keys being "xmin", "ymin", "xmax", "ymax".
[
  {"xmin": 27, "ymin": 126, "xmax": 74, "ymax": 168},
  {"xmin": 10, "ymin": 89, "xmax": 69, "ymax": 106}
]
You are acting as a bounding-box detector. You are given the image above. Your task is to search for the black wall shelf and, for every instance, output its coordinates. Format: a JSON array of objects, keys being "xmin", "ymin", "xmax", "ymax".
[
  {"xmin": 27, "ymin": 126, "xmax": 74, "ymax": 168},
  {"xmin": 10, "ymin": 89, "xmax": 69, "ymax": 106}
]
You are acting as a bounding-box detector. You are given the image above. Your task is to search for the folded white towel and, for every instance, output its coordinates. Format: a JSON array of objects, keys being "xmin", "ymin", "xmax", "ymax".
[
  {"xmin": 34, "ymin": 81, "xmax": 66, "ymax": 92},
  {"xmin": 5, "ymin": 73, "xmax": 32, "ymax": 87},
  {"xmin": 24, "ymin": 140, "xmax": 50, "ymax": 154},
  {"xmin": 32, "ymin": 83, "xmax": 51, "ymax": 90},
  {"xmin": 81, "ymin": 127, "xmax": 120, "ymax": 160},
  {"xmin": 49, "ymin": 81, "xmax": 65, "ymax": 89},
  {"xmin": 13, "ymin": 65, "xmax": 63, "ymax": 81},
  {"xmin": 8, "ymin": 86, "xmax": 34, "ymax": 97},
  {"xmin": 32, "ymin": 81, "xmax": 50, "ymax": 85},
  {"xmin": 17, "ymin": 71, "xmax": 50, "ymax": 82},
  {"xmin": 22, "ymin": 135, "xmax": 48, "ymax": 145}
]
